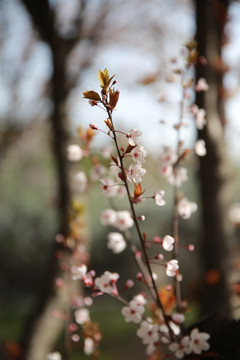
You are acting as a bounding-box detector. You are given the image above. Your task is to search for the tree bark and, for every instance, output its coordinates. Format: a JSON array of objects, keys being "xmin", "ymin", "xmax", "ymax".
[{"xmin": 195, "ymin": 0, "xmax": 233, "ymax": 317}]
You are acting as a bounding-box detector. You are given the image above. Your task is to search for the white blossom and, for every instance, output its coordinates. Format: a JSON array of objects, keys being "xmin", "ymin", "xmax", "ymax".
[
  {"xmin": 100, "ymin": 178, "xmax": 119, "ymax": 197},
  {"xmin": 189, "ymin": 328, "xmax": 210, "ymax": 355},
  {"xmin": 166, "ymin": 259, "xmax": 179, "ymax": 277},
  {"xmin": 195, "ymin": 108, "xmax": 207, "ymax": 130},
  {"xmin": 121, "ymin": 300, "xmax": 144, "ymax": 323},
  {"xmin": 178, "ymin": 198, "xmax": 198, "ymax": 219},
  {"xmin": 100, "ymin": 209, "xmax": 117, "ymax": 226},
  {"xmin": 195, "ymin": 78, "xmax": 209, "ymax": 92},
  {"xmin": 127, "ymin": 128, "xmax": 142, "ymax": 146},
  {"xmin": 169, "ymin": 336, "xmax": 191, "ymax": 359},
  {"xmin": 131, "ymin": 145, "xmax": 147, "ymax": 164},
  {"xmin": 160, "ymin": 146, "xmax": 178, "ymax": 165},
  {"xmin": 133, "ymin": 293, "xmax": 147, "ymax": 306},
  {"xmin": 172, "ymin": 313, "xmax": 185, "ymax": 324},
  {"xmin": 195, "ymin": 139, "xmax": 207, "ymax": 156},
  {"xmin": 162, "ymin": 235, "xmax": 174, "ymax": 251},
  {"xmin": 84, "ymin": 337, "xmax": 95, "ymax": 356},
  {"xmin": 95, "ymin": 271, "xmax": 119, "ymax": 294},
  {"xmin": 127, "ymin": 163, "xmax": 146, "ymax": 183},
  {"xmin": 75, "ymin": 308, "xmax": 90, "ymax": 324},
  {"xmin": 107, "ymin": 232, "xmax": 126, "ymax": 254},
  {"xmin": 137, "ymin": 320, "xmax": 159, "ymax": 345},
  {"xmin": 154, "ymin": 190, "xmax": 166, "ymax": 206},
  {"xmin": 67, "ymin": 144, "xmax": 83, "ymax": 161},
  {"xmin": 72, "ymin": 264, "xmax": 87, "ymax": 280},
  {"xmin": 74, "ymin": 171, "xmax": 87, "ymax": 192},
  {"xmin": 90, "ymin": 164, "xmax": 106, "ymax": 181},
  {"xmin": 168, "ymin": 167, "xmax": 188, "ymax": 187},
  {"xmin": 228, "ymin": 203, "xmax": 240, "ymax": 224},
  {"xmin": 46, "ymin": 352, "xmax": 62, "ymax": 360},
  {"xmin": 146, "ymin": 343, "xmax": 158, "ymax": 356},
  {"xmin": 115, "ymin": 211, "xmax": 134, "ymax": 231}
]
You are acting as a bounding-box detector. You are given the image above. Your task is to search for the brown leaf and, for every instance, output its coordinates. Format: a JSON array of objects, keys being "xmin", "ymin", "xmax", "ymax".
[
  {"xmin": 83, "ymin": 90, "xmax": 101, "ymax": 101},
  {"xmin": 104, "ymin": 118, "xmax": 113, "ymax": 131},
  {"xmin": 133, "ymin": 183, "xmax": 144, "ymax": 198},
  {"xmin": 109, "ymin": 89, "xmax": 119, "ymax": 110}
]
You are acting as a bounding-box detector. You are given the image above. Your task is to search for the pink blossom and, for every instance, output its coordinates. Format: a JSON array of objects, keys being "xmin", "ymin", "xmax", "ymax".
[
  {"xmin": 100, "ymin": 209, "xmax": 117, "ymax": 226},
  {"xmin": 137, "ymin": 320, "xmax": 159, "ymax": 345},
  {"xmin": 154, "ymin": 190, "xmax": 166, "ymax": 206},
  {"xmin": 195, "ymin": 139, "xmax": 206, "ymax": 156},
  {"xmin": 166, "ymin": 259, "xmax": 179, "ymax": 277},
  {"xmin": 75, "ymin": 308, "xmax": 90, "ymax": 324},
  {"xmin": 107, "ymin": 232, "xmax": 126, "ymax": 254},
  {"xmin": 195, "ymin": 78, "xmax": 209, "ymax": 92},
  {"xmin": 121, "ymin": 300, "xmax": 144, "ymax": 323},
  {"xmin": 115, "ymin": 211, "xmax": 134, "ymax": 231},
  {"xmin": 67, "ymin": 144, "xmax": 83, "ymax": 161},
  {"xmin": 127, "ymin": 163, "xmax": 146, "ymax": 183},
  {"xmin": 127, "ymin": 128, "xmax": 142, "ymax": 146},
  {"xmin": 162, "ymin": 235, "xmax": 174, "ymax": 251},
  {"xmin": 189, "ymin": 328, "xmax": 210, "ymax": 355},
  {"xmin": 178, "ymin": 198, "xmax": 198, "ymax": 219},
  {"xmin": 131, "ymin": 145, "xmax": 147, "ymax": 164}
]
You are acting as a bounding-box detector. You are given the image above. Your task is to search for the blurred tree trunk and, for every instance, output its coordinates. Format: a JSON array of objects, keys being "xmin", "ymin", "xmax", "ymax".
[
  {"xmin": 19, "ymin": 1, "xmax": 82, "ymax": 359},
  {"xmin": 195, "ymin": 0, "xmax": 233, "ymax": 317},
  {"xmin": 18, "ymin": 1, "xmax": 109, "ymax": 358}
]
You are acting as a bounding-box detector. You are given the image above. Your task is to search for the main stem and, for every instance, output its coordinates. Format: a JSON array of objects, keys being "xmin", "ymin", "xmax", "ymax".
[{"xmin": 106, "ymin": 108, "xmax": 174, "ymax": 339}]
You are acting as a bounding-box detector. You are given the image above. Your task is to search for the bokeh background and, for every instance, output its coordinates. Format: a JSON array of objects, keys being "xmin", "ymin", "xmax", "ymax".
[{"xmin": 1, "ymin": 0, "xmax": 240, "ymax": 359}]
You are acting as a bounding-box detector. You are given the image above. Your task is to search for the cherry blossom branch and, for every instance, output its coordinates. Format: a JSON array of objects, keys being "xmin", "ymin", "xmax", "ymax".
[{"xmin": 105, "ymin": 107, "xmax": 174, "ymax": 339}]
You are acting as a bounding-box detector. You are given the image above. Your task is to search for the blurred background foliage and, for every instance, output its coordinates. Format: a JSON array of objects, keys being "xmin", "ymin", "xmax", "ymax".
[{"xmin": 1, "ymin": 0, "xmax": 240, "ymax": 359}]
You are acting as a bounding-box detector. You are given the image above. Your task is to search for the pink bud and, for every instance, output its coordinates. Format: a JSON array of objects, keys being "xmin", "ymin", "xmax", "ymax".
[
  {"xmin": 55, "ymin": 233, "xmax": 64, "ymax": 243},
  {"xmin": 188, "ymin": 244, "xmax": 195, "ymax": 252},
  {"xmin": 136, "ymin": 272, "xmax": 143, "ymax": 281},
  {"xmin": 89, "ymin": 100, "xmax": 98, "ymax": 106},
  {"xmin": 138, "ymin": 215, "xmax": 145, "ymax": 221},
  {"xmin": 68, "ymin": 323, "xmax": 78, "ymax": 332},
  {"xmin": 125, "ymin": 279, "xmax": 134, "ymax": 288},
  {"xmin": 71, "ymin": 334, "xmax": 80, "ymax": 342},
  {"xmin": 135, "ymin": 251, "xmax": 142, "ymax": 259},
  {"xmin": 153, "ymin": 236, "xmax": 162, "ymax": 244},
  {"xmin": 55, "ymin": 278, "xmax": 64, "ymax": 288},
  {"xmin": 89, "ymin": 123, "xmax": 99, "ymax": 130},
  {"xmin": 165, "ymin": 284, "xmax": 172, "ymax": 291},
  {"xmin": 155, "ymin": 253, "xmax": 164, "ymax": 260}
]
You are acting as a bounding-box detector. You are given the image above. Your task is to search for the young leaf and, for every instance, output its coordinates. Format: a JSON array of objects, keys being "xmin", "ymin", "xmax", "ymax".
[{"xmin": 83, "ymin": 90, "xmax": 101, "ymax": 101}]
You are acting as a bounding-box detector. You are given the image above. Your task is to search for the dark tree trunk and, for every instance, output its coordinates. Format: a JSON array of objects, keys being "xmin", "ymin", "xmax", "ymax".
[{"xmin": 195, "ymin": 0, "xmax": 233, "ymax": 318}]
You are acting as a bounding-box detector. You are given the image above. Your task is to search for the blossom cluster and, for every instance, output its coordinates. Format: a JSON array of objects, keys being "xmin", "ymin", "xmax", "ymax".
[{"xmin": 62, "ymin": 44, "xmax": 212, "ymax": 360}]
